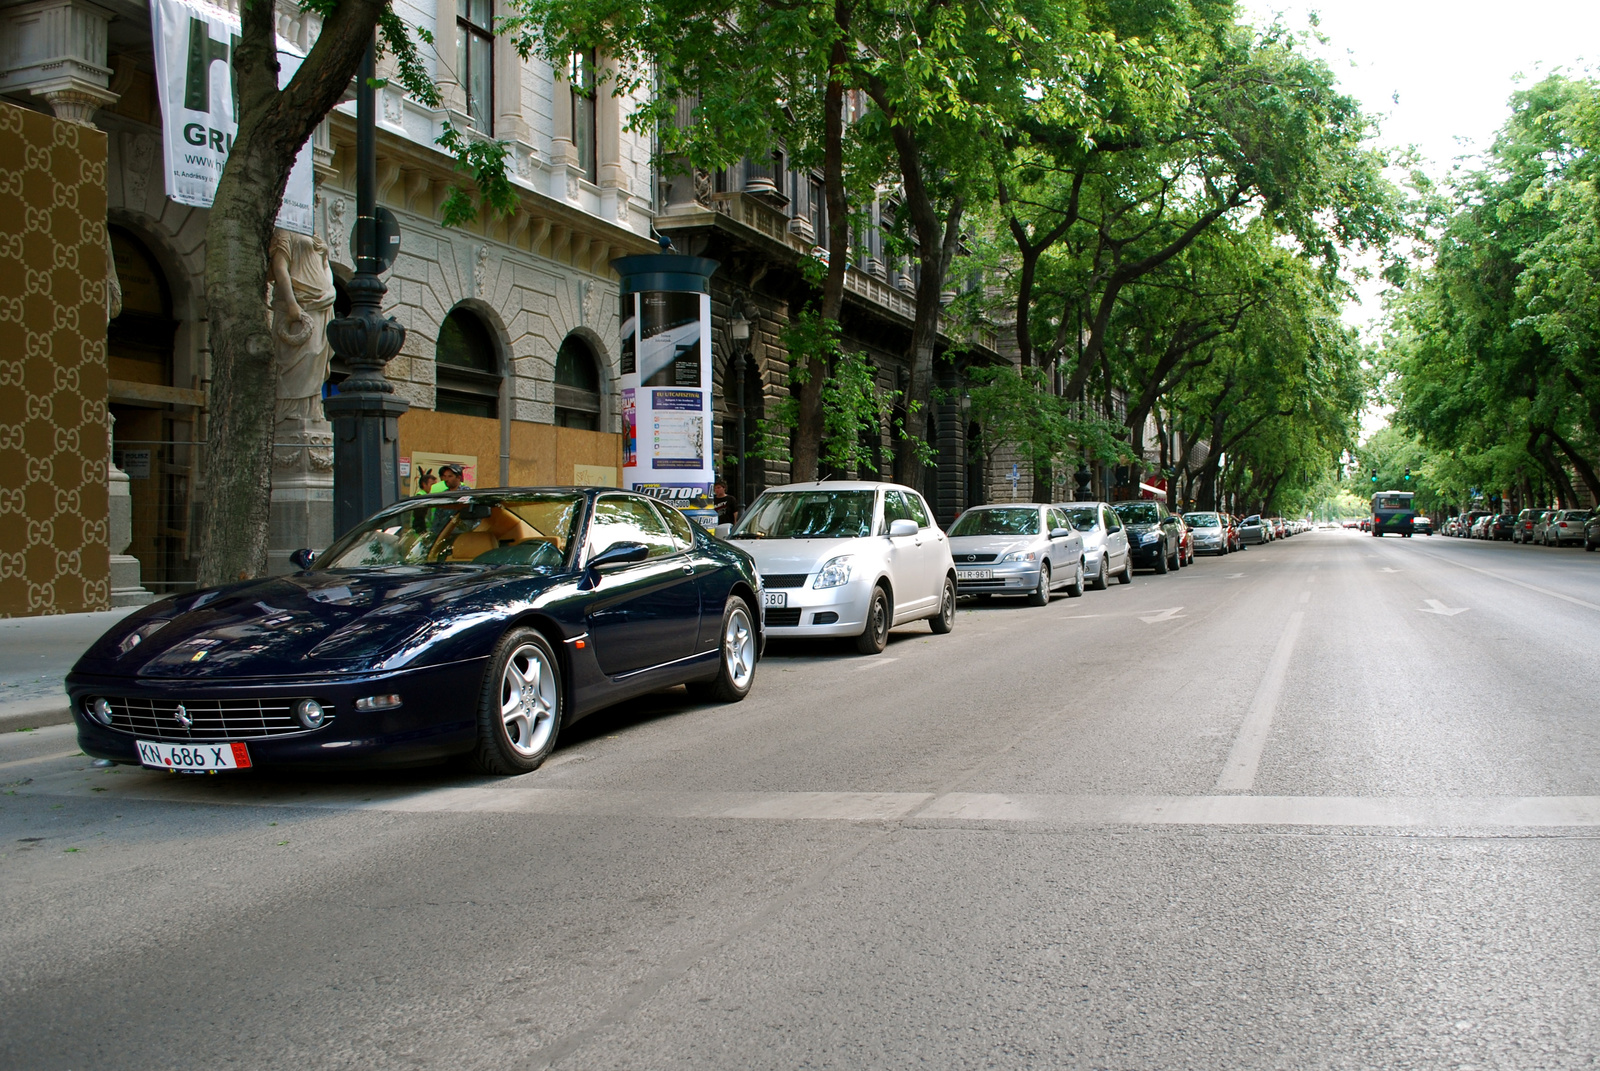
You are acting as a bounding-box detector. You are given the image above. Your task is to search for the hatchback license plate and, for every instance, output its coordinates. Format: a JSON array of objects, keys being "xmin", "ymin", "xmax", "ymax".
[
  {"xmin": 960, "ymin": 569, "xmax": 993, "ymax": 580},
  {"xmin": 763, "ymin": 591, "xmax": 788, "ymax": 608},
  {"xmin": 137, "ymin": 739, "xmax": 251, "ymax": 772}
]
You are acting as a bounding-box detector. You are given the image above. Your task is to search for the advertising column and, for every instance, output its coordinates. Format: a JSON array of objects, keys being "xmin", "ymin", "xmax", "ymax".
[{"xmin": 612, "ymin": 255, "xmax": 720, "ymax": 527}]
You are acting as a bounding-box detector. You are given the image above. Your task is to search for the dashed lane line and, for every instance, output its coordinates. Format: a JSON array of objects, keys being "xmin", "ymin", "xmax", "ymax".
[{"xmin": 1215, "ymin": 610, "xmax": 1305, "ymax": 793}]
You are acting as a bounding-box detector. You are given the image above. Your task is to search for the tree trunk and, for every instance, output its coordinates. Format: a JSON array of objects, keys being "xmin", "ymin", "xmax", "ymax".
[
  {"xmin": 789, "ymin": 19, "xmax": 850, "ymax": 484},
  {"xmin": 894, "ymin": 200, "xmax": 963, "ymax": 489},
  {"xmin": 196, "ymin": 0, "xmax": 386, "ymax": 585},
  {"xmin": 1549, "ymin": 427, "xmax": 1600, "ymax": 501}
]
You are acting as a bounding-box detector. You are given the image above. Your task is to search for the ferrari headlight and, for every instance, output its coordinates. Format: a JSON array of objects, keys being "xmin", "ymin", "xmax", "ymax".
[
  {"xmin": 999, "ymin": 550, "xmax": 1038, "ymax": 563},
  {"xmin": 813, "ymin": 555, "xmax": 854, "ymax": 589},
  {"xmin": 116, "ymin": 619, "xmax": 170, "ymax": 656}
]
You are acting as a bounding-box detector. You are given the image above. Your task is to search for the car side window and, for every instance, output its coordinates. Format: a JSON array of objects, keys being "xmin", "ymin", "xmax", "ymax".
[
  {"xmin": 1048, "ymin": 508, "xmax": 1068, "ymax": 532},
  {"xmin": 588, "ymin": 495, "xmax": 678, "ymax": 560},
  {"xmin": 653, "ymin": 500, "xmax": 696, "ymax": 551},
  {"xmin": 883, "ymin": 491, "xmax": 915, "ymax": 530},
  {"xmin": 1102, "ymin": 507, "xmax": 1121, "ymax": 531},
  {"xmin": 906, "ymin": 492, "xmax": 933, "ymax": 529}
]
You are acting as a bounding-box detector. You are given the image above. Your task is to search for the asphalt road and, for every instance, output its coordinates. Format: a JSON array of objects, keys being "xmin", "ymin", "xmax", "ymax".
[{"xmin": 4, "ymin": 530, "xmax": 1599, "ymax": 1069}]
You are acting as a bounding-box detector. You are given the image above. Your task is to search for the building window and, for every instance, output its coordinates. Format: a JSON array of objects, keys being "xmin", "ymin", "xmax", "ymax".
[
  {"xmin": 457, "ymin": 0, "xmax": 493, "ymax": 134},
  {"xmin": 435, "ymin": 307, "xmax": 501, "ymax": 418},
  {"xmin": 570, "ymin": 50, "xmax": 597, "ymax": 183},
  {"xmin": 554, "ymin": 334, "xmax": 602, "ymax": 430},
  {"xmin": 808, "ymin": 176, "xmax": 825, "ymax": 247}
]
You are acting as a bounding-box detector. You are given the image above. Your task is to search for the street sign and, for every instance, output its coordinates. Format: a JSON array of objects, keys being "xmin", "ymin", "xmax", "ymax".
[{"xmin": 351, "ymin": 207, "xmax": 402, "ymax": 274}]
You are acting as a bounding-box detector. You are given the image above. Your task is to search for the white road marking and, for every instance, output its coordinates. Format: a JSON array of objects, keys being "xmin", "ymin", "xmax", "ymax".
[
  {"xmin": 24, "ymin": 775, "xmax": 1600, "ymax": 829},
  {"xmin": 1215, "ymin": 610, "xmax": 1305, "ymax": 793},
  {"xmin": 1139, "ymin": 606, "xmax": 1185, "ymax": 623},
  {"xmin": 1416, "ymin": 551, "xmax": 1600, "ymax": 612},
  {"xmin": 1380, "ymin": 567, "xmax": 1401, "ymax": 573},
  {"xmin": 1224, "ymin": 573, "xmax": 1246, "ymax": 579},
  {"xmin": 1419, "ymin": 599, "xmax": 1469, "ymax": 616},
  {"xmin": 0, "ymin": 749, "xmax": 81, "ymax": 771},
  {"xmin": 854, "ymin": 657, "xmax": 899, "ymax": 672}
]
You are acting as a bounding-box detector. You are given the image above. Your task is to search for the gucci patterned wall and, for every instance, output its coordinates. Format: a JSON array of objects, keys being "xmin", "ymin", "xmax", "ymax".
[{"xmin": 0, "ymin": 101, "xmax": 111, "ymax": 617}]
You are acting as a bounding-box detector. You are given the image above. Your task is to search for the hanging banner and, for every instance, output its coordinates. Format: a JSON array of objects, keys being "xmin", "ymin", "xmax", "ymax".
[
  {"xmin": 613, "ymin": 255, "xmax": 719, "ymax": 527},
  {"xmin": 149, "ymin": 0, "xmax": 315, "ymax": 234}
]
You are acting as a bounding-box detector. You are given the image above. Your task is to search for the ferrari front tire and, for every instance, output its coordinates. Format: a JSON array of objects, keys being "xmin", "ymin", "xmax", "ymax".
[{"xmin": 473, "ymin": 627, "xmax": 562, "ymax": 775}]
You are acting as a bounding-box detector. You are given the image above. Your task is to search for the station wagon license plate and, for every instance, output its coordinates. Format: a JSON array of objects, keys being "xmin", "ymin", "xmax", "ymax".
[
  {"xmin": 763, "ymin": 591, "xmax": 788, "ymax": 608},
  {"xmin": 137, "ymin": 740, "xmax": 251, "ymax": 772},
  {"xmin": 959, "ymin": 569, "xmax": 993, "ymax": 580}
]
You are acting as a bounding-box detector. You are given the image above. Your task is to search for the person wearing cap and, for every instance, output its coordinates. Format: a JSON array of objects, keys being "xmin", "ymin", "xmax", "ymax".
[{"xmin": 429, "ymin": 463, "xmax": 470, "ymax": 493}]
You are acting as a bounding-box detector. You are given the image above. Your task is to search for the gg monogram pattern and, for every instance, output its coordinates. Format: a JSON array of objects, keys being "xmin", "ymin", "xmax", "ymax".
[{"xmin": 0, "ymin": 101, "xmax": 111, "ymax": 617}]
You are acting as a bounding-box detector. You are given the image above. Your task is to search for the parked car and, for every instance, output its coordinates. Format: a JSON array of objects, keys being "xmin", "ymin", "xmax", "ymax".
[
  {"xmin": 1183, "ymin": 511, "xmax": 1231, "ymax": 555},
  {"xmin": 1489, "ymin": 513, "xmax": 1516, "ymax": 541},
  {"xmin": 1053, "ymin": 501, "xmax": 1133, "ymax": 589},
  {"xmin": 1472, "ymin": 514, "xmax": 1494, "ymax": 538},
  {"xmin": 1411, "ymin": 515, "xmax": 1433, "ymax": 535},
  {"xmin": 725, "ymin": 481, "xmax": 956, "ymax": 654},
  {"xmin": 67, "ymin": 488, "xmax": 764, "ymax": 775},
  {"xmin": 1512, "ymin": 508, "xmax": 1542, "ymax": 543},
  {"xmin": 1545, "ymin": 509, "xmax": 1590, "ymax": 546},
  {"xmin": 1171, "ymin": 513, "xmax": 1196, "ymax": 566},
  {"xmin": 1224, "ymin": 514, "xmax": 1245, "ymax": 551},
  {"xmin": 1585, "ymin": 507, "xmax": 1600, "ymax": 552},
  {"xmin": 1239, "ymin": 515, "xmax": 1271, "ymax": 544},
  {"xmin": 1113, "ymin": 500, "xmax": 1183, "ymax": 573},
  {"xmin": 1531, "ymin": 509, "xmax": 1558, "ymax": 544},
  {"xmin": 1458, "ymin": 510, "xmax": 1489, "ymax": 538},
  {"xmin": 947, "ymin": 504, "xmax": 1085, "ymax": 604}
]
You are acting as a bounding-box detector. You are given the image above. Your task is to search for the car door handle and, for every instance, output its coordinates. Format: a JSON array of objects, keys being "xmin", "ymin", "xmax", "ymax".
[{"xmin": 681, "ymin": 563, "xmax": 695, "ymax": 575}]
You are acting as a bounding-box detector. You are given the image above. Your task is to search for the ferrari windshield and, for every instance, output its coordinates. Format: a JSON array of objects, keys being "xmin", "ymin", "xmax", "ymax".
[
  {"xmin": 949, "ymin": 508, "xmax": 1041, "ymax": 537},
  {"xmin": 731, "ymin": 490, "xmax": 877, "ymax": 539},
  {"xmin": 319, "ymin": 493, "xmax": 584, "ymax": 569}
]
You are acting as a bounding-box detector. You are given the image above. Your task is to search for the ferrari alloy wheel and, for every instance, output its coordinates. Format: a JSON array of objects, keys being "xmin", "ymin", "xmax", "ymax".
[
  {"xmin": 474, "ymin": 628, "xmax": 561, "ymax": 774},
  {"xmin": 688, "ymin": 597, "xmax": 757, "ymax": 702}
]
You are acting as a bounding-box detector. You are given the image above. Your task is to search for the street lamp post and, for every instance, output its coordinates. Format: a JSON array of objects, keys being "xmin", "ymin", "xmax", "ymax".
[{"xmin": 323, "ymin": 40, "xmax": 408, "ymax": 538}]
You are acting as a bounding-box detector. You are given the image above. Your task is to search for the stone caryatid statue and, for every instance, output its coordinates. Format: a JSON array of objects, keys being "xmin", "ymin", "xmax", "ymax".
[
  {"xmin": 269, "ymin": 228, "xmax": 337, "ymax": 432},
  {"xmin": 266, "ymin": 228, "xmax": 337, "ymax": 574}
]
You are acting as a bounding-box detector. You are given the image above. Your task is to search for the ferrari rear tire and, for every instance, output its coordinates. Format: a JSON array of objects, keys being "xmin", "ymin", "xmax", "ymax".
[
  {"xmin": 687, "ymin": 597, "xmax": 757, "ymax": 703},
  {"xmin": 473, "ymin": 627, "xmax": 561, "ymax": 775}
]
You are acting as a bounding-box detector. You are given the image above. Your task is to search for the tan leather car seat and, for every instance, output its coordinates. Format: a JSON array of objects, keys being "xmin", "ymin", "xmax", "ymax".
[{"xmin": 447, "ymin": 530, "xmax": 498, "ymax": 561}]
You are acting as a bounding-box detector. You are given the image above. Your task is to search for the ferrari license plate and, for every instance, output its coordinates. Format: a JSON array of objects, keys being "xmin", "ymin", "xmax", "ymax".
[
  {"xmin": 137, "ymin": 740, "xmax": 251, "ymax": 772},
  {"xmin": 763, "ymin": 591, "xmax": 788, "ymax": 608},
  {"xmin": 960, "ymin": 569, "xmax": 993, "ymax": 580}
]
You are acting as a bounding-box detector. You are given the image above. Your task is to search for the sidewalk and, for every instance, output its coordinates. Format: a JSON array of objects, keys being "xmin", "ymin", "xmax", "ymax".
[{"xmin": 0, "ymin": 607, "xmax": 137, "ymax": 732}]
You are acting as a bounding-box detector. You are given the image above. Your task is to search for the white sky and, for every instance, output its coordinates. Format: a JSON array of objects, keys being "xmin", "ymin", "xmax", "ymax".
[{"xmin": 1235, "ymin": 0, "xmax": 1600, "ymax": 438}]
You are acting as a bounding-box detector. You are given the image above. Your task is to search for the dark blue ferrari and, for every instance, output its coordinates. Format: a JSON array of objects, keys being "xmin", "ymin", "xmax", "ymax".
[{"xmin": 67, "ymin": 488, "xmax": 763, "ymax": 775}]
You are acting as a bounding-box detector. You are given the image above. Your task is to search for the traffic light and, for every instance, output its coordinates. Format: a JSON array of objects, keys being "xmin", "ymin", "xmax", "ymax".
[
  {"xmin": 1370, "ymin": 469, "xmax": 1378, "ymax": 483},
  {"xmin": 1403, "ymin": 467, "xmax": 1411, "ymax": 482}
]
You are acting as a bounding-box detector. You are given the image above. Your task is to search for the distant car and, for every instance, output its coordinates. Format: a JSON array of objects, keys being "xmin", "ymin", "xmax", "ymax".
[
  {"xmin": 1411, "ymin": 515, "xmax": 1433, "ymax": 535},
  {"xmin": 1054, "ymin": 501, "xmax": 1133, "ymax": 589},
  {"xmin": 1183, "ymin": 511, "xmax": 1231, "ymax": 555},
  {"xmin": 1171, "ymin": 513, "xmax": 1196, "ymax": 566},
  {"xmin": 947, "ymin": 503, "xmax": 1085, "ymax": 604},
  {"xmin": 1585, "ymin": 508, "xmax": 1600, "ymax": 552},
  {"xmin": 1471, "ymin": 514, "xmax": 1493, "ymax": 538},
  {"xmin": 726, "ymin": 481, "xmax": 956, "ymax": 654},
  {"xmin": 67, "ymin": 488, "xmax": 764, "ymax": 775},
  {"xmin": 1545, "ymin": 509, "xmax": 1590, "ymax": 546},
  {"xmin": 1531, "ymin": 510, "xmax": 1559, "ymax": 544},
  {"xmin": 1113, "ymin": 500, "xmax": 1182, "ymax": 574},
  {"xmin": 1459, "ymin": 510, "xmax": 1490, "ymax": 538},
  {"xmin": 1489, "ymin": 513, "xmax": 1516, "ymax": 541},
  {"xmin": 1239, "ymin": 515, "xmax": 1271, "ymax": 544},
  {"xmin": 1512, "ymin": 508, "xmax": 1541, "ymax": 543}
]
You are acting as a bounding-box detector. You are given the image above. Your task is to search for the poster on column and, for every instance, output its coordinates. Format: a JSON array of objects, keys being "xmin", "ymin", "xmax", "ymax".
[
  {"xmin": 149, "ymin": 0, "xmax": 315, "ymax": 234},
  {"xmin": 619, "ymin": 290, "xmax": 717, "ymax": 526}
]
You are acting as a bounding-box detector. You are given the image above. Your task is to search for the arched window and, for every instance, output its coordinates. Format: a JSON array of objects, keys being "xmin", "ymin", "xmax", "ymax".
[
  {"xmin": 554, "ymin": 334, "xmax": 602, "ymax": 430},
  {"xmin": 435, "ymin": 307, "xmax": 501, "ymax": 417}
]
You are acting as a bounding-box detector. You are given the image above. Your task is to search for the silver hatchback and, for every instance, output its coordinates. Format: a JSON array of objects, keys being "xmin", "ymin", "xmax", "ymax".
[
  {"xmin": 1051, "ymin": 501, "xmax": 1133, "ymax": 590},
  {"xmin": 948, "ymin": 504, "xmax": 1086, "ymax": 604}
]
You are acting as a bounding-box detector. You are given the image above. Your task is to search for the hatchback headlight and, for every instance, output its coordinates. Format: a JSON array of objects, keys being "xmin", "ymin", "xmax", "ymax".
[
  {"xmin": 1138, "ymin": 531, "xmax": 1161, "ymax": 545},
  {"xmin": 999, "ymin": 550, "xmax": 1037, "ymax": 563},
  {"xmin": 813, "ymin": 555, "xmax": 854, "ymax": 589}
]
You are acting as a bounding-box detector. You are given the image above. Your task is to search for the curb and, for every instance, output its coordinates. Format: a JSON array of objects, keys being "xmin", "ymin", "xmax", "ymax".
[{"xmin": 0, "ymin": 703, "xmax": 74, "ymax": 734}]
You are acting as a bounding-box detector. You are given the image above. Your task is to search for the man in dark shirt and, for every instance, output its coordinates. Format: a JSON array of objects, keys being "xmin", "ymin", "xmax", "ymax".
[{"xmin": 714, "ymin": 479, "xmax": 741, "ymax": 525}]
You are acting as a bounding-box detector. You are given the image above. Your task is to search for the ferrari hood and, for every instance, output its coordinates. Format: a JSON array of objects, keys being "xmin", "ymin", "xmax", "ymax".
[{"xmin": 75, "ymin": 567, "xmax": 535, "ymax": 679}]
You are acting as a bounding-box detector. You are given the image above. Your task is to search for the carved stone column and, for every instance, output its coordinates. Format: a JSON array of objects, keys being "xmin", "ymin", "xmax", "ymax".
[{"xmin": 0, "ymin": 0, "xmax": 120, "ymax": 126}]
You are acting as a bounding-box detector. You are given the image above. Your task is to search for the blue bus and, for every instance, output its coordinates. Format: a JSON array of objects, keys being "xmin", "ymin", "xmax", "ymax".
[{"xmin": 1371, "ymin": 491, "xmax": 1416, "ymax": 537}]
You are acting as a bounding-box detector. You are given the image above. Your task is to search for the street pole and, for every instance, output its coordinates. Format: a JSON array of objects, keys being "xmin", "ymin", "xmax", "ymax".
[{"xmin": 324, "ymin": 39, "xmax": 409, "ymax": 538}]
